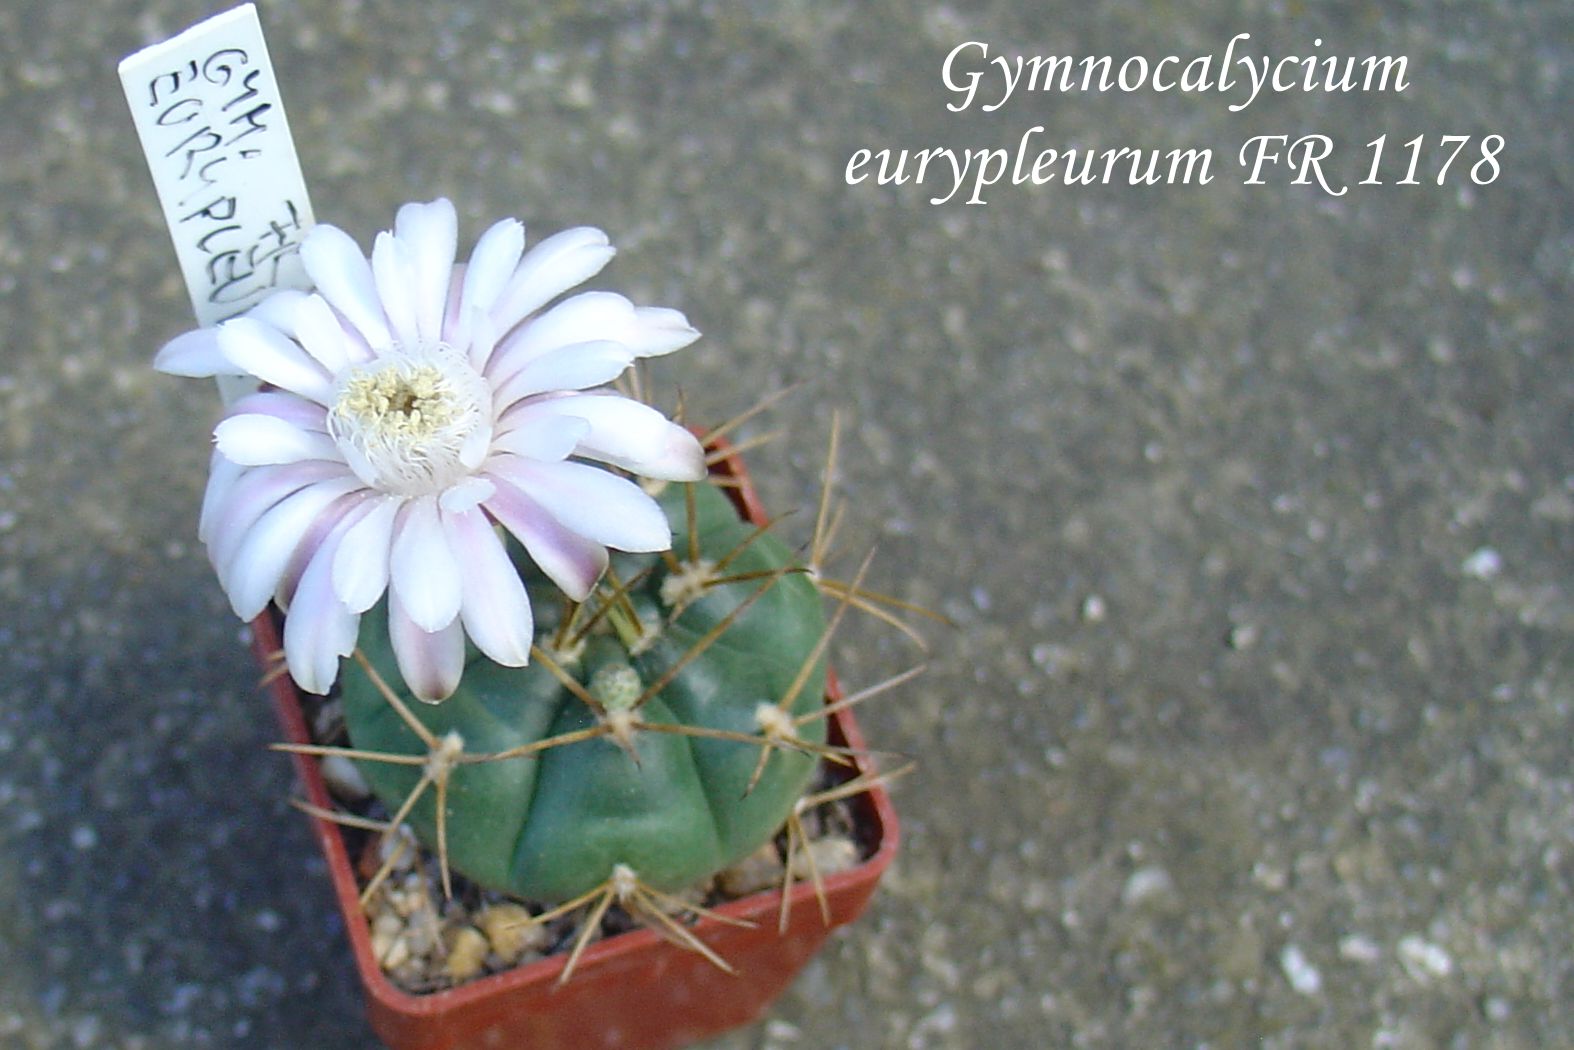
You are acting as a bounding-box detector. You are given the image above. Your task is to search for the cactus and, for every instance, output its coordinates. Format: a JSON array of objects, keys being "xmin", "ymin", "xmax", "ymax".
[{"xmin": 338, "ymin": 476, "xmax": 833, "ymax": 905}]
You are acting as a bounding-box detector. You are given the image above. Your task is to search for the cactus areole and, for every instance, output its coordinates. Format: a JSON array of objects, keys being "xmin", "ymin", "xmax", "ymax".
[{"xmin": 341, "ymin": 480, "xmax": 829, "ymax": 902}]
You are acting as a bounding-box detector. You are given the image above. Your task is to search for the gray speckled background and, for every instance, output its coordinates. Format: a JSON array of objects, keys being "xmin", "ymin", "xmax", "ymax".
[{"xmin": 2, "ymin": 1, "xmax": 1570, "ymax": 1048}]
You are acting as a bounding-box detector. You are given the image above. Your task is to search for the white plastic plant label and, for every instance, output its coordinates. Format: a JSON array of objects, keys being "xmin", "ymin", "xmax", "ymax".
[{"xmin": 119, "ymin": 4, "xmax": 315, "ymax": 400}]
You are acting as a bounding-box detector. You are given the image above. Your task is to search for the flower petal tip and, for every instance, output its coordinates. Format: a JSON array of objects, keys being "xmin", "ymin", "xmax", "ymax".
[
  {"xmin": 632, "ymin": 306, "xmax": 701, "ymax": 357},
  {"xmin": 154, "ymin": 328, "xmax": 235, "ymax": 377}
]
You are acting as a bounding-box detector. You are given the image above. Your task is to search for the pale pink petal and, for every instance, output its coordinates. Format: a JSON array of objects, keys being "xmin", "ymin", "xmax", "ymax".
[
  {"xmin": 491, "ymin": 340, "xmax": 634, "ymax": 409},
  {"xmin": 628, "ymin": 306, "xmax": 701, "ymax": 357},
  {"xmin": 444, "ymin": 507, "xmax": 533, "ymax": 666},
  {"xmin": 460, "ymin": 218, "xmax": 525, "ymax": 321},
  {"xmin": 221, "ymin": 475, "xmax": 363, "ymax": 620},
  {"xmin": 214, "ymin": 413, "xmax": 341, "ymax": 466},
  {"xmin": 275, "ymin": 490, "xmax": 378, "ymax": 610},
  {"xmin": 322, "ymin": 301, "xmax": 377, "ymax": 366},
  {"xmin": 490, "ymin": 410, "xmax": 588, "ymax": 463},
  {"xmin": 460, "ymin": 303, "xmax": 497, "ymax": 379},
  {"xmin": 197, "ymin": 451, "xmax": 246, "ymax": 545},
  {"xmin": 205, "ymin": 460, "xmax": 349, "ymax": 567},
  {"xmin": 292, "ymin": 293, "xmax": 358, "ymax": 375},
  {"xmin": 388, "ymin": 592, "xmax": 465, "ymax": 702},
  {"xmin": 437, "ymin": 477, "xmax": 496, "ymax": 515},
  {"xmin": 331, "ymin": 495, "xmax": 400, "ymax": 613},
  {"xmin": 283, "ymin": 532, "xmax": 360, "ymax": 694},
  {"xmin": 458, "ymin": 380, "xmax": 495, "ymax": 471},
  {"xmin": 277, "ymin": 495, "xmax": 374, "ymax": 690},
  {"xmin": 300, "ymin": 224, "xmax": 392, "ymax": 349},
  {"xmin": 482, "ymin": 473, "xmax": 607, "ymax": 600},
  {"xmin": 226, "ymin": 391, "xmax": 329, "ymax": 432},
  {"xmin": 371, "ymin": 231, "xmax": 420, "ymax": 350},
  {"xmin": 393, "ymin": 199, "xmax": 458, "ymax": 344},
  {"xmin": 489, "ymin": 457, "xmax": 670, "ymax": 553},
  {"xmin": 243, "ymin": 289, "xmax": 309, "ymax": 334},
  {"xmin": 216, "ymin": 317, "xmax": 336, "ymax": 405},
  {"xmin": 490, "ymin": 226, "xmax": 615, "ymax": 336},
  {"xmin": 434, "ymin": 312, "xmax": 496, "ymax": 475},
  {"xmin": 154, "ymin": 329, "xmax": 238, "ymax": 377},
  {"xmin": 484, "ymin": 291, "xmax": 636, "ymax": 380},
  {"xmin": 389, "ymin": 496, "xmax": 462, "ymax": 633},
  {"xmin": 516, "ymin": 394, "xmax": 705, "ymax": 481},
  {"xmin": 440, "ymin": 265, "xmax": 467, "ymax": 345}
]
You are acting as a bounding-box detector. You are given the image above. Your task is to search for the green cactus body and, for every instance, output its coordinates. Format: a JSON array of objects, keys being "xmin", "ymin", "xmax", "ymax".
[{"xmin": 339, "ymin": 480, "xmax": 828, "ymax": 902}]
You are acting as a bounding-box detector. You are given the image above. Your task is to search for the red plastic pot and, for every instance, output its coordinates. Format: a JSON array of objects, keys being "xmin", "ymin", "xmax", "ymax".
[{"xmin": 250, "ymin": 442, "xmax": 900, "ymax": 1050}]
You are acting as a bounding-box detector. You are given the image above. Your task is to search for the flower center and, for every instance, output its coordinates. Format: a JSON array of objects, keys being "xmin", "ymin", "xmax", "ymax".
[{"xmin": 327, "ymin": 345, "xmax": 492, "ymax": 495}]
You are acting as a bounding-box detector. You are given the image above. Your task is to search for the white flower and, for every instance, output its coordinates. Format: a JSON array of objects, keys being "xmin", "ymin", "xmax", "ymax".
[{"xmin": 157, "ymin": 199, "xmax": 706, "ymax": 701}]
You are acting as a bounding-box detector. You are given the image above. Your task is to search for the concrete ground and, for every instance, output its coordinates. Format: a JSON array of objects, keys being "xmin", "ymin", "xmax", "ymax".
[{"xmin": 1, "ymin": 1, "xmax": 1569, "ymax": 1047}]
